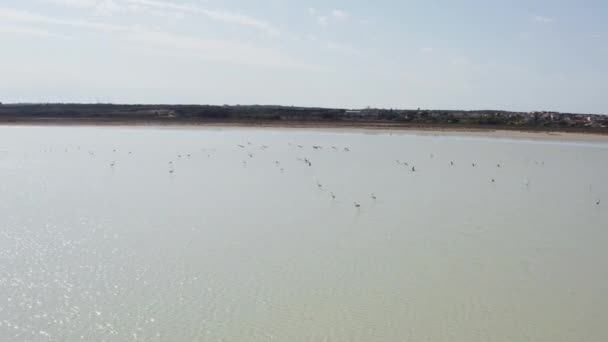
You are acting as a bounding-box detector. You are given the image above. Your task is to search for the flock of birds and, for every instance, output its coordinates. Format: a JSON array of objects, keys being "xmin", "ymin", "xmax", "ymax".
[
  {"xmin": 69, "ymin": 139, "xmax": 604, "ymax": 210},
  {"xmin": 40, "ymin": 139, "xmax": 602, "ymax": 209}
]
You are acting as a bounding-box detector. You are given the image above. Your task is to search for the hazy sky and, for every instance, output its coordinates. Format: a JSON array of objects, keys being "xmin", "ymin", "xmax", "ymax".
[{"xmin": 1, "ymin": 0, "xmax": 607, "ymax": 113}]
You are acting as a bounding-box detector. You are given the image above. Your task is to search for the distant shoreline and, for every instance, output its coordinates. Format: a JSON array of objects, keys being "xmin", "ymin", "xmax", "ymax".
[
  {"xmin": 1, "ymin": 103, "xmax": 607, "ymax": 138},
  {"xmin": 2, "ymin": 117, "xmax": 608, "ymax": 142}
]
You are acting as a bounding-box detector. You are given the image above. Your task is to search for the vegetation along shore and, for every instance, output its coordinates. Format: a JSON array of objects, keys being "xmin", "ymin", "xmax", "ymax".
[{"xmin": 1, "ymin": 103, "xmax": 607, "ymax": 135}]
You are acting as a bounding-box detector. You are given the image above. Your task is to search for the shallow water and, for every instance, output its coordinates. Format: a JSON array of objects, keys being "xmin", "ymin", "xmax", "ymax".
[{"xmin": 1, "ymin": 126, "xmax": 607, "ymax": 341}]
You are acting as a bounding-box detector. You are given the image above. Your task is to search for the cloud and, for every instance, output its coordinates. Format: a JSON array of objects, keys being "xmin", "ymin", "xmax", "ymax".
[
  {"xmin": 0, "ymin": 24, "xmax": 72, "ymax": 39},
  {"xmin": 42, "ymin": 0, "xmax": 123, "ymax": 13},
  {"xmin": 533, "ymin": 15, "xmax": 555, "ymax": 23},
  {"xmin": 0, "ymin": 7, "xmax": 129, "ymax": 31},
  {"xmin": 308, "ymin": 8, "xmax": 352, "ymax": 26},
  {"xmin": 518, "ymin": 32, "xmax": 531, "ymax": 40},
  {"xmin": 126, "ymin": 3, "xmax": 184, "ymax": 20},
  {"xmin": 126, "ymin": 30, "xmax": 327, "ymax": 71},
  {"xmin": 42, "ymin": 0, "xmax": 280, "ymax": 34},
  {"xmin": 0, "ymin": 7, "xmax": 323, "ymax": 71},
  {"xmin": 317, "ymin": 16, "xmax": 328, "ymax": 26},
  {"xmin": 420, "ymin": 47, "xmax": 434, "ymax": 53},
  {"xmin": 123, "ymin": 0, "xmax": 280, "ymax": 35},
  {"xmin": 198, "ymin": 9, "xmax": 279, "ymax": 35},
  {"xmin": 331, "ymin": 9, "xmax": 349, "ymax": 20},
  {"xmin": 451, "ymin": 57, "xmax": 471, "ymax": 66},
  {"xmin": 306, "ymin": 7, "xmax": 328, "ymax": 27},
  {"xmin": 326, "ymin": 40, "xmax": 360, "ymax": 55}
]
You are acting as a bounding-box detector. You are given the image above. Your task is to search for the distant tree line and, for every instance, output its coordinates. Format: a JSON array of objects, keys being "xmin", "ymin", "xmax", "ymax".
[{"xmin": 0, "ymin": 103, "xmax": 606, "ymax": 130}]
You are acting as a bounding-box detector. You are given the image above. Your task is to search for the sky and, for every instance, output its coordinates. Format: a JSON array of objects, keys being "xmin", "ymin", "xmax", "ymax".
[{"xmin": 0, "ymin": 0, "xmax": 607, "ymax": 113}]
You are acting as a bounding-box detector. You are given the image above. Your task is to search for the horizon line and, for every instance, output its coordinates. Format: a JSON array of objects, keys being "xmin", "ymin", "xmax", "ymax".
[{"xmin": 1, "ymin": 102, "xmax": 606, "ymax": 116}]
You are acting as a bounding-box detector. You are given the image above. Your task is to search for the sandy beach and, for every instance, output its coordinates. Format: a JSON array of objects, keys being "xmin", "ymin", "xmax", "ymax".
[{"xmin": 2, "ymin": 118, "xmax": 608, "ymax": 142}]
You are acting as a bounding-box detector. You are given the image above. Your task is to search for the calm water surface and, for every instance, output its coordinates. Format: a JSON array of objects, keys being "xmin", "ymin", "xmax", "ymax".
[{"xmin": 1, "ymin": 126, "xmax": 607, "ymax": 341}]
